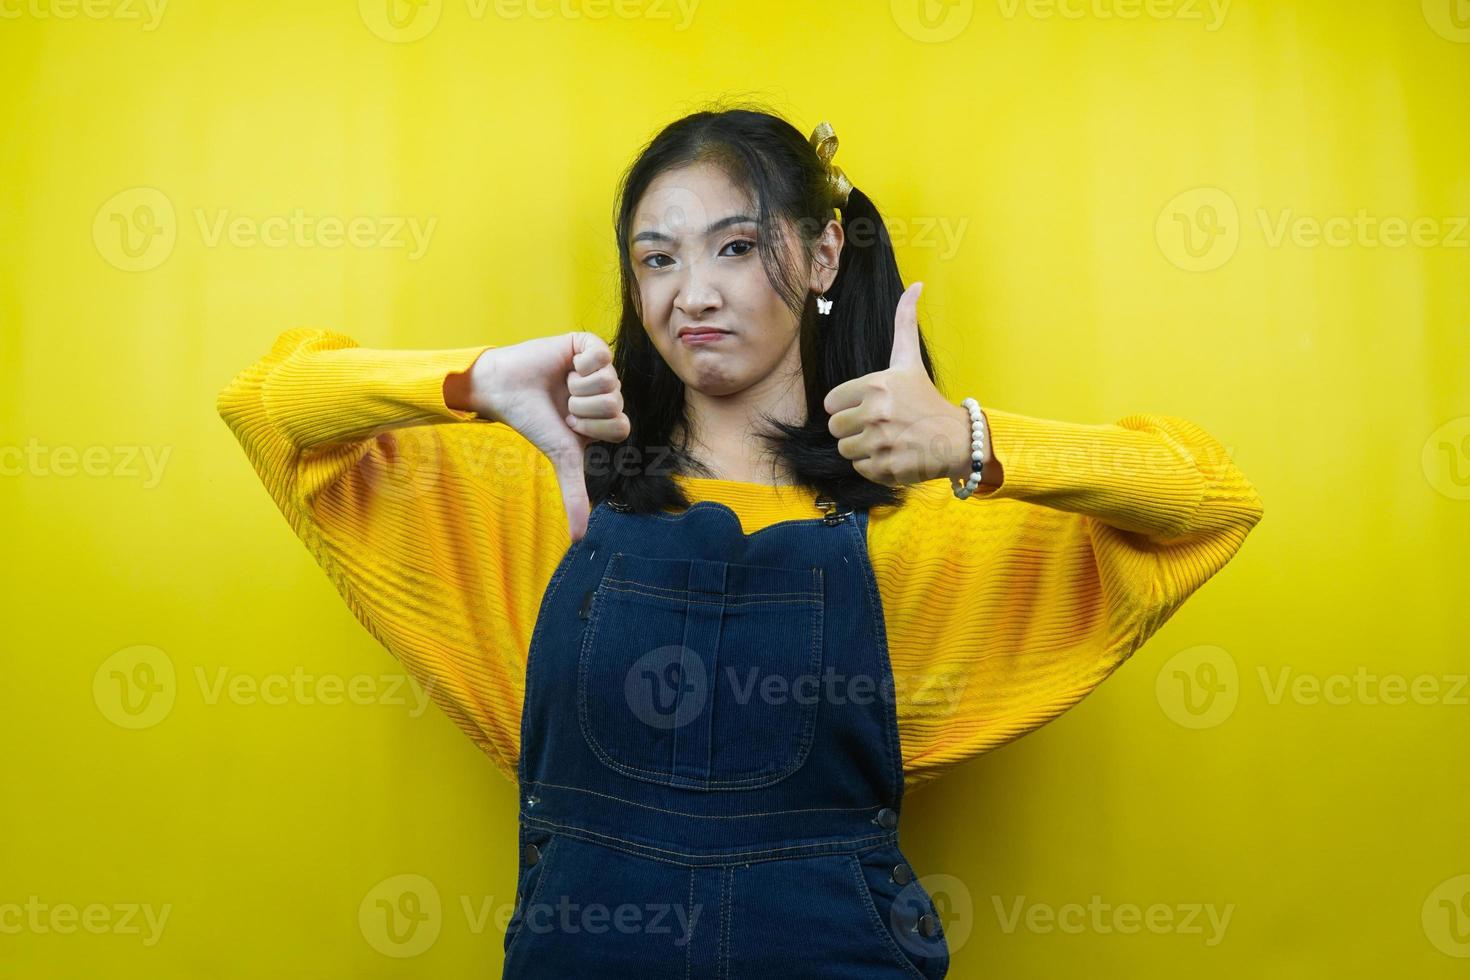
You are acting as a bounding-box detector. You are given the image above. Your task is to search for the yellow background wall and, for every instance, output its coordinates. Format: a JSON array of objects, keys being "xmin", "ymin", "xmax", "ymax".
[{"xmin": 3, "ymin": 1, "xmax": 1467, "ymax": 976}]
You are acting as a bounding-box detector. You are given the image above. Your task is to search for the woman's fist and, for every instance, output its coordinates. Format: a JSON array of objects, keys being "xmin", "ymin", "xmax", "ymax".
[{"xmin": 468, "ymin": 332, "xmax": 631, "ymax": 543}]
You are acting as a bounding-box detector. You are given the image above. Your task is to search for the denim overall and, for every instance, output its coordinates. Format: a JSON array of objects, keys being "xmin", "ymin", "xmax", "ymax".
[{"xmin": 503, "ymin": 493, "xmax": 950, "ymax": 979}]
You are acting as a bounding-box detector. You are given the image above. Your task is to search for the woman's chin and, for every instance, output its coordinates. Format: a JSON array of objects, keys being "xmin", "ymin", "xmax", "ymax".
[{"xmin": 680, "ymin": 367, "xmax": 747, "ymax": 397}]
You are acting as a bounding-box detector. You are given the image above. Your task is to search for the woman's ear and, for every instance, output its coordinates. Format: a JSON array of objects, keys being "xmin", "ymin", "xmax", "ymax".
[{"xmin": 809, "ymin": 218, "xmax": 844, "ymax": 293}]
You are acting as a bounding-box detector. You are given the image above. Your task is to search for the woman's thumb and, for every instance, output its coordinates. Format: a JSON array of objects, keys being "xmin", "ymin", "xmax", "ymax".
[{"xmin": 551, "ymin": 436, "xmax": 590, "ymax": 544}]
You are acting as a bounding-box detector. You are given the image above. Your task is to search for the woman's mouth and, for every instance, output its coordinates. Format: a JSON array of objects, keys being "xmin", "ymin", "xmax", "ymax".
[{"xmin": 678, "ymin": 327, "xmax": 730, "ymax": 346}]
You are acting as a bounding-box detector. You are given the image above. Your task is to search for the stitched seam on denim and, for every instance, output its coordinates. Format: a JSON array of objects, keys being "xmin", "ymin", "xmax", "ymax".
[
  {"xmin": 574, "ymin": 580, "xmax": 615, "ymax": 783},
  {"xmin": 519, "ymin": 816, "xmax": 894, "ymax": 862},
  {"xmin": 685, "ymin": 868, "xmax": 694, "ymax": 980},
  {"xmin": 526, "ymin": 780, "xmax": 887, "ymax": 819},
  {"xmin": 603, "ymin": 564, "xmax": 820, "ymax": 598},
  {"xmin": 848, "ymin": 853, "xmax": 928, "ymax": 980},
  {"xmin": 502, "ymin": 834, "xmax": 561, "ymax": 969},
  {"xmin": 610, "ymin": 551, "xmax": 824, "ymax": 584},
  {"xmin": 696, "ymin": 588, "xmax": 723, "ymax": 782},
  {"xmin": 522, "ymin": 815, "xmax": 894, "ymax": 859},
  {"xmin": 795, "ymin": 567, "xmax": 825, "ymax": 770},
  {"xmin": 719, "ymin": 866, "xmax": 732, "ymax": 980},
  {"xmin": 849, "ymin": 510, "xmax": 905, "ymax": 803},
  {"xmin": 577, "ymin": 596, "xmax": 823, "ymax": 789},
  {"xmin": 602, "ymin": 582, "xmax": 819, "ymax": 606}
]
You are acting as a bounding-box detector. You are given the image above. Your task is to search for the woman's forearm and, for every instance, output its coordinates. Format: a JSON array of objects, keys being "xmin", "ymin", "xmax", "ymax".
[{"xmin": 220, "ymin": 329, "xmax": 493, "ymax": 453}]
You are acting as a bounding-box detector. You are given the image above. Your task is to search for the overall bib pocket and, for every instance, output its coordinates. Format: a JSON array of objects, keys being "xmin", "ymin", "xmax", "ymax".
[{"xmin": 577, "ymin": 551, "xmax": 824, "ymax": 790}]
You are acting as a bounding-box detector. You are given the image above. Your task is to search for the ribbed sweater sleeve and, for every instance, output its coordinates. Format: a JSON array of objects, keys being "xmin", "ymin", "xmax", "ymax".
[
  {"xmin": 218, "ymin": 333, "xmax": 1265, "ymax": 791},
  {"xmin": 215, "ymin": 328, "xmax": 568, "ymax": 780},
  {"xmin": 870, "ymin": 408, "xmax": 1264, "ymax": 791}
]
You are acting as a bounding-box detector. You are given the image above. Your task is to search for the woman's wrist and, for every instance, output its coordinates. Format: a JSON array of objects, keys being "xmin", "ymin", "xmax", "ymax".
[
  {"xmin": 947, "ymin": 400, "xmax": 992, "ymax": 482},
  {"xmin": 444, "ymin": 347, "xmax": 501, "ymax": 422}
]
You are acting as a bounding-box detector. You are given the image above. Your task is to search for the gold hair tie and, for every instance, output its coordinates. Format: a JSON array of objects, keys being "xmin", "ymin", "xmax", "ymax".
[{"xmin": 808, "ymin": 120, "xmax": 853, "ymax": 210}]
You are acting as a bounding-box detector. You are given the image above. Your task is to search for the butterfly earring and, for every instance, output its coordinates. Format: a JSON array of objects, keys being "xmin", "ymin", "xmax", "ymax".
[{"xmin": 816, "ymin": 291, "xmax": 833, "ymax": 315}]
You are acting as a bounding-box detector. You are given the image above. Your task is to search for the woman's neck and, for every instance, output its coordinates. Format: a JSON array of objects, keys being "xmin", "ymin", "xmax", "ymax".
[{"xmin": 681, "ymin": 360, "xmax": 806, "ymax": 487}]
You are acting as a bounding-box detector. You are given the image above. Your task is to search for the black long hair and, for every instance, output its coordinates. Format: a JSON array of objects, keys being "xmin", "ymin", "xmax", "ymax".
[{"xmin": 585, "ymin": 100, "xmax": 945, "ymax": 514}]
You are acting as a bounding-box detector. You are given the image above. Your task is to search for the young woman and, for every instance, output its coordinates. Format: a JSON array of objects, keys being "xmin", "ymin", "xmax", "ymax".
[{"xmin": 217, "ymin": 106, "xmax": 1264, "ymax": 979}]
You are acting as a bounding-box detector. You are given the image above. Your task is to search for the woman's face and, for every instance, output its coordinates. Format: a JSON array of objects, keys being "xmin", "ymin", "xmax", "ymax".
[{"xmin": 629, "ymin": 161, "xmax": 810, "ymax": 397}]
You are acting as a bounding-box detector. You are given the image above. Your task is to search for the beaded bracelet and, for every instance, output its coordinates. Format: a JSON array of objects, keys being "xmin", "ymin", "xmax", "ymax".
[{"xmin": 951, "ymin": 397, "xmax": 988, "ymax": 499}]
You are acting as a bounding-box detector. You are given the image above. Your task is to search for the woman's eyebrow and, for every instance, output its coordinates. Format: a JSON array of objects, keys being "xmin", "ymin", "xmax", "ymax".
[{"xmin": 632, "ymin": 213, "xmax": 757, "ymax": 245}]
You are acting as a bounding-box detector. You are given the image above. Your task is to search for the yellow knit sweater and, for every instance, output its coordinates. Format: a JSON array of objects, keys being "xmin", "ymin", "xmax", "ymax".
[{"xmin": 216, "ymin": 329, "xmax": 1264, "ymax": 791}]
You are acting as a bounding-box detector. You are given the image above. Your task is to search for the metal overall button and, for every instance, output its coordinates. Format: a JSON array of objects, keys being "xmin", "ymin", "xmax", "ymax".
[
  {"xmin": 874, "ymin": 807, "xmax": 899, "ymax": 830},
  {"xmin": 814, "ymin": 494, "xmax": 853, "ymax": 526},
  {"xmin": 891, "ymin": 863, "xmax": 914, "ymax": 885},
  {"xmin": 917, "ymin": 912, "xmax": 940, "ymax": 938},
  {"xmin": 522, "ymin": 842, "xmax": 541, "ymax": 866}
]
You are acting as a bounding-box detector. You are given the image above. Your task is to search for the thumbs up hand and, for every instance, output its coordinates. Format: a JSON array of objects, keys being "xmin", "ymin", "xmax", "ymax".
[
  {"xmin": 468, "ymin": 332, "xmax": 630, "ymax": 544},
  {"xmin": 821, "ymin": 282, "xmax": 976, "ymax": 488}
]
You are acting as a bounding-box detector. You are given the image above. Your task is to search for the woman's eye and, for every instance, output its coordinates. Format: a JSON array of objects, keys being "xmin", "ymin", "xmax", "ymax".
[
  {"xmin": 641, "ymin": 254, "xmax": 672, "ymax": 269},
  {"xmin": 722, "ymin": 239, "xmax": 755, "ymax": 257}
]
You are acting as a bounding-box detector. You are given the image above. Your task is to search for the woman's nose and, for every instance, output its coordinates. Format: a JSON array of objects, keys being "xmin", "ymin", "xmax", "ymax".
[{"xmin": 673, "ymin": 264, "xmax": 722, "ymax": 318}]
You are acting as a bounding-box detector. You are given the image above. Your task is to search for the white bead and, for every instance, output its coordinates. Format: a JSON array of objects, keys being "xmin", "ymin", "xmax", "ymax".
[{"xmin": 952, "ymin": 396, "xmax": 989, "ymax": 499}]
